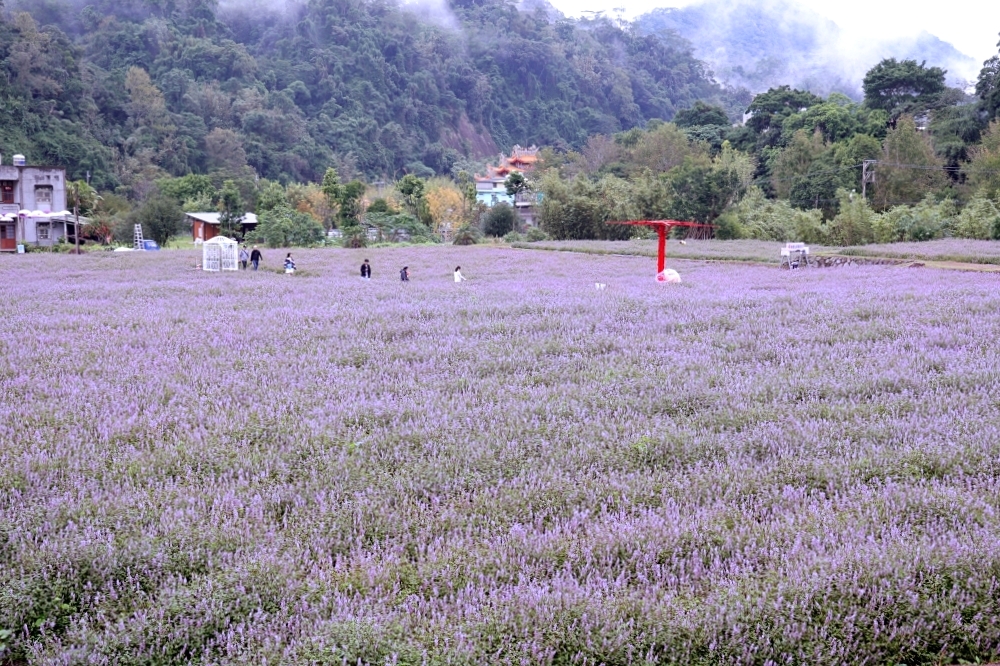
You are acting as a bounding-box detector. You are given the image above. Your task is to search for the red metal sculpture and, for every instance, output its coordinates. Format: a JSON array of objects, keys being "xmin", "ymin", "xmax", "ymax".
[{"xmin": 610, "ymin": 220, "xmax": 715, "ymax": 281}]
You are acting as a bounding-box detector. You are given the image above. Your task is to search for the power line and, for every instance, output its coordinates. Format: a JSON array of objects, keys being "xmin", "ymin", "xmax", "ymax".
[
  {"xmin": 784, "ymin": 197, "xmax": 958, "ymax": 206},
  {"xmin": 867, "ymin": 161, "xmax": 1000, "ymax": 174},
  {"xmin": 760, "ymin": 161, "xmax": 1000, "ymax": 200},
  {"xmin": 762, "ymin": 164, "xmax": 862, "ymax": 184}
]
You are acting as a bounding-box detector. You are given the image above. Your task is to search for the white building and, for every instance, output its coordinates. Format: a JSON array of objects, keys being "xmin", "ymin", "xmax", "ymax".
[{"xmin": 0, "ymin": 154, "xmax": 74, "ymax": 251}]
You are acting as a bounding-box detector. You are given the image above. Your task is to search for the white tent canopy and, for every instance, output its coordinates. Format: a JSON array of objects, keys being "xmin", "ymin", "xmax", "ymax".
[{"xmin": 202, "ymin": 235, "xmax": 239, "ymax": 272}]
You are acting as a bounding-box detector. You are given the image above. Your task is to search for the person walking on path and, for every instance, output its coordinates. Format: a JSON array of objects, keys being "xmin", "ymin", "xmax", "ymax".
[
  {"xmin": 250, "ymin": 246, "xmax": 262, "ymax": 271},
  {"xmin": 239, "ymin": 245, "xmax": 249, "ymax": 270},
  {"xmin": 284, "ymin": 253, "xmax": 296, "ymax": 274},
  {"xmin": 400, "ymin": 266, "xmax": 410, "ymax": 282},
  {"xmin": 454, "ymin": 266, "xmax": 467, "ymax": 283},
  {"xmin": 361, "ymin": 259, "xmax": 371, "ymax": 279}
]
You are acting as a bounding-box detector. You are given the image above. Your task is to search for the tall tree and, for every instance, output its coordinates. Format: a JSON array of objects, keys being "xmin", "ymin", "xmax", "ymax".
[
  {"xmin": 397, "ymin": 175, "xmax": 426, "ymax": 219},
  {"xmin": 204, "ymin": 128, "xmax": 247, "ymax": 171},
  {"xmin": 338, "ymin": 181, "xmax": 366, "ymax": 228},
  {"xmin": 862, "ymin": 58, "xmax": 947, "ymax": 119},
  {"xmin": 425, "ymin": 183, "xmax": 465, "ymax": 234},
  {"xmin": 746, "ymin": 86, "xmax": 823, "ymax": 135},
  {"xmin": 124, "ymin": 66, "xmax": 168, "ymax": 130},
  {"xmin": 976, "ymin": 34, "xmax": 1000, "ymax": 120},
  {"xmin": 504, "ymin": 172, "xmax": 529, "ymax": 199},
  {"xmin": 874, "ymin": 116, "xmax": 946, "ymax": 210},
  {"xmin": 674, "ymin": 101, "xmax": 730, "ymax": 128},
  {"xmin": 969, "ymin": 120, "xmax": 1000, "ymax": 199},
  {"xmin": 130, "ymin": 195, "xmax": 182, "ymax": 245},
  {"xmin": 217, "ymin": 180, "xmax": 244, "ymax": 238},
  {"xmin": 770, "ymin": 129, "xmax": 826, "ymax": 199}
]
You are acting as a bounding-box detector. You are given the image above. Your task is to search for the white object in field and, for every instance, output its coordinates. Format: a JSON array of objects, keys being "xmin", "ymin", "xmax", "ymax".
[
  {"xmin": 285, "ymin": 267, "xmax": 295, "ymax": 274},
  {"xmin": 202, "ymin": 235, "xmax": 239, "ymax": 272},
  {"xmin": 657, "ymin": 269, "xmax": 682, "ymax": 284},
  {"xmin": 595, "ymin": 282, "xmax": 607, "ymax": 290},
  {"xmin": 780, "ymin": 242, "xmax": 810, "ymax": 269},
  {"xmin": 679, "ymin": 240, "xmax": 687, "ymax": 245}
]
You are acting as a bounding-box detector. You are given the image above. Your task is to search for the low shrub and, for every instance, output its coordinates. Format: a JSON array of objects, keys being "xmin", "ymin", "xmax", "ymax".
[
  {"xmin": 953, "ymin": 194, "xmax": 1000, "ymax": 240},
  {"xmin": 526, "ymin": 227, "xmax": 550, "ymax": 242}
]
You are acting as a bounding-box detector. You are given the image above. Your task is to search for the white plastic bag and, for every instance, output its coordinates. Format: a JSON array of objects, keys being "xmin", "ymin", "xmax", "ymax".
[{"xmin": 656, "ymin": 269, "xmax": 681, "ymax": 284}]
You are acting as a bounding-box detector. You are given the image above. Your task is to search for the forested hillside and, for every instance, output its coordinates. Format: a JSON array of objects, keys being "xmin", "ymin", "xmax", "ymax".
[
  {"xmin": 0, "ymin": 0, "xmax": 731, "ymax": 190},
  {"xmin": 635, "ymin": 0, "xmax": 977, "ymax": 97}
]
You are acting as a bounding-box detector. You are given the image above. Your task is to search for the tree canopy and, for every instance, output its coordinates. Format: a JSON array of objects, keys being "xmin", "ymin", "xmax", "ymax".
[{"xmin": 862, "ymin": 58, "xmax": 947, "ymax": 118}]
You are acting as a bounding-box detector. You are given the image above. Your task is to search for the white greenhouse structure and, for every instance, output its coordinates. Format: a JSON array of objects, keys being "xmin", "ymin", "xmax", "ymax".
[{"xmin": 202, "ymin": 236, "xmax": 239, "ymax": 272}]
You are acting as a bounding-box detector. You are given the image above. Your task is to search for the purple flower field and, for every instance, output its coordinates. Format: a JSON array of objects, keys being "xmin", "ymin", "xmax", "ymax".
[{"xmin": 3, "ymin": 247, "xmax": 1000, "ymax": 665}]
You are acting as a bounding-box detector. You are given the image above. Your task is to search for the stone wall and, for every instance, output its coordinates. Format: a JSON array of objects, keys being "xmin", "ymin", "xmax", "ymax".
[{"xmin": 806, "ymin": 255, "xmax": 915, "ymax": 268}]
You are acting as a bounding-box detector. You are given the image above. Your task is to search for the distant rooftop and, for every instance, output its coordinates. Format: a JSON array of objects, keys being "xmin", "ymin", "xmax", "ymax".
[{"xmin": 186, "ymin": 212, "xmax": 258, "ymax": 225}]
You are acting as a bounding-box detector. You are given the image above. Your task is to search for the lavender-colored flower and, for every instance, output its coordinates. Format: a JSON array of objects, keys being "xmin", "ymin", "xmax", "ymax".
[{"xmin": 2, "ymin": 247, "xmax": 1000, "ymax": 664}]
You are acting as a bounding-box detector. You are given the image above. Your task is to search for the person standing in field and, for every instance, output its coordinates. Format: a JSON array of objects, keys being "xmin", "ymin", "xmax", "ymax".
[
  {"xmin": 361, "ymin": 259, "xmax": 371, "ymax": 279},
  {"xmin": 239, "ymin": 245, "xmax": 249, "ymax": 270},
  {"xmin": 250, "ymin": 246, "xmax": 262, "ymax": 271},
  {"xmin": 284, "ymin": 253, "xmax": 296, "ymax": 273},
  {"xmin": 400, "ymin": 266, "xmax": 409, "ymax": 281},
  {"xmin": 454, "ymin": 266, "xmax": 467, "ymax": 282}
]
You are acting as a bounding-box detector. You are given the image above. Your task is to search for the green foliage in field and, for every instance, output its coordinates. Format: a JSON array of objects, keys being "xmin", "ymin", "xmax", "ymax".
[
  {"xmin": 483, "ymin": 202, "xmax": 518, "ymax": 238},
  {"xmin": 246, "ymin": 205, "xmax": 325, "ymax": 248},
  {"xmin": 129, "ymin": 195, "xmax": 183, "ymax": 245}
]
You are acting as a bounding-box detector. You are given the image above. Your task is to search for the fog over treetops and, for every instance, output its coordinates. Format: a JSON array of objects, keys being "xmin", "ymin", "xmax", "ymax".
[{"xmin": 635, "ymin": 0, "xmax": 979, "ymax": 97}]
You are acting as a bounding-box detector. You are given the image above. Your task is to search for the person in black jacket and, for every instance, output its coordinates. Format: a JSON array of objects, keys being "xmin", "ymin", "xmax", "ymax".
[
  {"xmin": 250, "ymin": 246, "xmax": 262, "ymax": 271},
  {"xmin": 400, "ymin": 266, "xmax": 409, "ymax": 281},
  {"xmin": 361, "ymin": 259, "xmax": 371, "ymax": 279}
]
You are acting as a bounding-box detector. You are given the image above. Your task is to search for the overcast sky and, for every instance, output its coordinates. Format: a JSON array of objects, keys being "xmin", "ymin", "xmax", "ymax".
[{"xmin": 547, "ymin": 0, "xmax": 1000, "ymax": 65}]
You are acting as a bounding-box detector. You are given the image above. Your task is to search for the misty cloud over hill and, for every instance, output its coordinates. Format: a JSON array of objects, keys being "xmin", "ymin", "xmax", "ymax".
[{"xmin": 635, "ymin": 0, "xmax": 978, "ymax": 98}]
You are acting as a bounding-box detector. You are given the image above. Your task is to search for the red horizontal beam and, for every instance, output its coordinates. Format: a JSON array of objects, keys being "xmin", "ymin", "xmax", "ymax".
[{"xmin": 609, "ymin": 220, "xmax": 716, "ymax": 228}]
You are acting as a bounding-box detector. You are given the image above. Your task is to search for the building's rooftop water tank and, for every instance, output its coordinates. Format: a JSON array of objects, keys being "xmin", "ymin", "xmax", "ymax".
[{"xmin": 13, "ymin": 154, "xmax": 26, "ymax": 166}]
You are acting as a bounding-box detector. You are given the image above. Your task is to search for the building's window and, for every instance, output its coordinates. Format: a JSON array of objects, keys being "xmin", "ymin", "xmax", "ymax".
[
  {"xmin": 38, "ymin": 224, "xmax": 50, "ymax": 240},
  {"xmin": 35, "ymin": 186, "xmax": 53, "ymax": 206},
  {"xmin": 0, "ymin": 182, "xmax": 13, "ymax": 204}
]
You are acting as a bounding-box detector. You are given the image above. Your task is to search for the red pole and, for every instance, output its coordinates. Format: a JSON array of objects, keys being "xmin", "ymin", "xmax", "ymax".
[{"xmin": 657, "ymin": 224, "xmax": 666, "ymax": 275}]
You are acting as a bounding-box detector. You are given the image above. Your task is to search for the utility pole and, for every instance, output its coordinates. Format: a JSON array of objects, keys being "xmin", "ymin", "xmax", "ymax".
[
  {"xmin": 73, "ymin": 183, "xmax": 80, "ymax": 255},
  {"xmin": 861, "ymin": 160, "xmax": 877, "ymax": 199}
]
